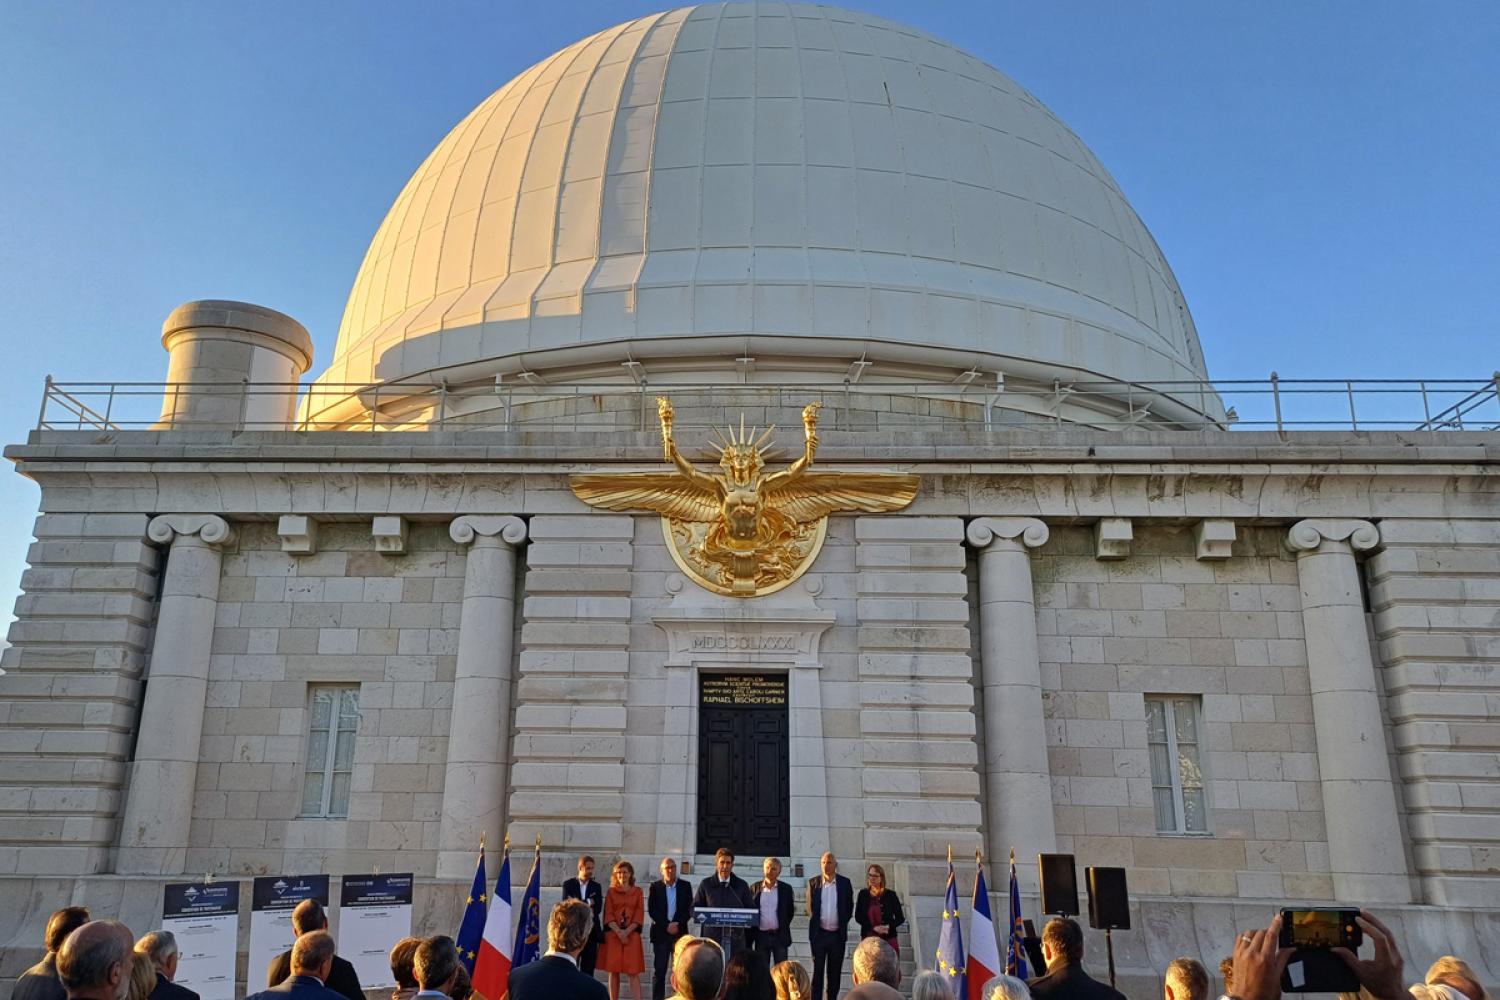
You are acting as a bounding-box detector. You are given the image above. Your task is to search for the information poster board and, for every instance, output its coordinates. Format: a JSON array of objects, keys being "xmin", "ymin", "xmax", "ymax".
[
  {"xmin": 339, "ymin": 874, "xmax": 414, "ymax": 988},
  {"xmin": 162, "ymin": 882, "xmax": 239, "ymax": 1000},
  {"xmin": 249, "ymin": 874, "xmax": 330, "ymax": 986}
]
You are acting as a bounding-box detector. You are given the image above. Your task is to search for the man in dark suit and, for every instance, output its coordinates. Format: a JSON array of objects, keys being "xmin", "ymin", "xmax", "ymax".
[
  {"xmin": 509, "ymin": 899, "xmax": 610, "ymax": 1000},
  {"xmin": 692, "ymin": 847, "xmax": 754, "ymax": 957},
  {"xmin": 648, "ymin": 857, "xmax": 693, "ymax": 1000},
  {"xmin": 14, "ymin": 907, "xmax": 91, "ymax": 1000},
  {"xmin": 56, "ymin": 920, "xmax": 134, "ymax": 1000},
  {"xmin": 749, "ymin": 857, "xmax": 794, "ymax": 967},
  {"xmin": 561, "ymin": 855, "xmax": 605, "ymax": 976},
  {"xmin": 266, "ymin": 900, "xmax": 363, "ymax": 1000},
  {"xmin": 247, "ymin": 932, "xmax": 346, "ymax": 1000},
  {"xmin": 1027, "ymin": 917, "xmax": 1125, "ymax": 1000},
  {"xmin": 806, "ymin": 852, "xmax": 853, "ymax": 1000},
  {"xmin": 134, "ymin": 931, "xmax": 200, "ymax": 1000}
]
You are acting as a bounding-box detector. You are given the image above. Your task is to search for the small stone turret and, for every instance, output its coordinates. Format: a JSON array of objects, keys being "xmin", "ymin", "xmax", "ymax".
[{"xmin": 158, "ymin": 299, "xmax": 313, "ymax": 429}]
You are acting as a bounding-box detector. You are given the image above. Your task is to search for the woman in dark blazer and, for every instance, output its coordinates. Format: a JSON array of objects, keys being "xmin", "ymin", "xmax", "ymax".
[{"xmin": 853, "ymin": 864, "xmax": 905, "ymax": 955}]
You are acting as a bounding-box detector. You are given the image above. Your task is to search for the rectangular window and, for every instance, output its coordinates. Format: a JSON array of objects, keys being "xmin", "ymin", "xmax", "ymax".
[
  {"xmin": 301, "ymin": 686, "xmax": 360, "ymax": 818},
  {"xmin": 1146, "ymin": 695, "xmax": 1209, "ymax": 834}
]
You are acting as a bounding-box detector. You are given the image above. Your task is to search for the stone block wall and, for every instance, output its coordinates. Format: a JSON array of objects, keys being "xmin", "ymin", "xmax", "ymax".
[
  {"xmin": 0, "ymin": 514, "xmax": 158, "ymax": 874},
  {"xmin": 508, "ymin": 514, "xmax": 632, "ymax": 856},
  {"xmin": 855, "ymin": 516, "xmax": 981, "ymax": 879},
  {"xmin": 188, "ymin": 521, "xmax": 464, "ymax": 875},
  {"xmin": 1369, "ymin": 517, "xmax": 1500, "ymax": 906},
  {"xmin": 1031, "ymin": 525, "xmax": 1333, "ymax": 899}
]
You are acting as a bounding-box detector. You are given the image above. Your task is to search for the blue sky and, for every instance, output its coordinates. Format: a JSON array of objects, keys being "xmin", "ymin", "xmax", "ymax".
[{"xmin": 1, "ymin": 1, "xmax": 1497, "ymax": 624}]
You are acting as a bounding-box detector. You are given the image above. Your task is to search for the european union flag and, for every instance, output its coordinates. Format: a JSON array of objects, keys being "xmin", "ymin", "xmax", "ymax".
[
  {"xmin": 935, "ymin": 851, "xmax": 967, "ymax": 1000},
  {"xmin": 512, "ymin": 839, "xmax": 543, "ymax": 969},
  {"xmin": 455, "ymin": 841, "xmax": 489, "ymax": 974}
]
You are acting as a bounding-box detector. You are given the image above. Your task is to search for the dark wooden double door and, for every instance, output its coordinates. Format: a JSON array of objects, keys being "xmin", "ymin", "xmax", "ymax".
[{"xmin": 696, "ymin": 673, "xmax": 790, "ymax": 856}]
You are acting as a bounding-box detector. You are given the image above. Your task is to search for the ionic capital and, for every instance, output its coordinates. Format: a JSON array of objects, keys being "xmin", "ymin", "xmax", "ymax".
[
  {"xmin": 1285, "ymin": 519, "xmax": 1380, "ymax": 554},
  {"xmin": 450, "ymin": 515, "xmax": 528, "ymax": 547},
  {"xmin": 966, "ymin": 517, "xmax": 1049, "ymax": 550},
  {"xmin": 147, "ymin": 514, "xmax": 236, "ymax": 548}
]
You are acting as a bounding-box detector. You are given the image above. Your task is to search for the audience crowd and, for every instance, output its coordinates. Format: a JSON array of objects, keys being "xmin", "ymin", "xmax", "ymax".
[{"xmin": 9, "ymin": 852, "xmax": 1492, "ymax": 1000}]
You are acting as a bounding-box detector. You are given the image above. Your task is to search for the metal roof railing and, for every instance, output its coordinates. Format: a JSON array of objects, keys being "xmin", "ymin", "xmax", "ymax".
[{"xmin": 29, "ymin": 372, "xmax": 1500, "ymax": 437}]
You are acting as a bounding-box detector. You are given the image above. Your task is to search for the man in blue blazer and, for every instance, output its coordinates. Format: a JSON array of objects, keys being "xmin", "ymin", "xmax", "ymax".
[
  {"xmin": 806, "ymin": 853, "xmax": 854, "ymax": 1000},
  {"xmin": 509, "ymin": 899, "xmax": 610, "ymax": 1000},
  {"xmin": 647, "ymin": 857, "xmax": 693, "ymax": 1000},
  {"xmin": 411, "ymin": 936, "xmax": 461, "ymax": 1000},
  {"xmin": 561, "ymin": 856, "xmax": 605, "ymax": 975},
  {"xmin": 749, "ymin": 857, "xmax": 794, "ymax": 966},
  {"xmin": 245, "ymin": 932, "xmax": 346, "ymax": 1000}
]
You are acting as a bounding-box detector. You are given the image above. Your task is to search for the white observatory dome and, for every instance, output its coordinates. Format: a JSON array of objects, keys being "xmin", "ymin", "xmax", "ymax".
[{"xmin": 309, "ymin": 3, "xmax": 1221, "ymax": 427}]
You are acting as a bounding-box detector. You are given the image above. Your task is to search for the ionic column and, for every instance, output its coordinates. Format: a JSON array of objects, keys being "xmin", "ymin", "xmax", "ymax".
[
  {"xmin": 437, "ymin": 515, "xmax": 527, "ymax": 878},
  {"xmin": 117, "ymin": 514, "xmax": 236, "ymax": 875},
  {"xmin": 966, "ymin": 517, "xmax": 1055, "ymax": 882},
  {"xmin": 1285, "ymin": 519, "xmax": 1412, "ymax": 903}
]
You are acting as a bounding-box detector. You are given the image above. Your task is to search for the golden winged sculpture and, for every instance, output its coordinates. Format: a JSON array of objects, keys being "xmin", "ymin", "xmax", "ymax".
[{"xmin": 570, "ymin": 397, "xmax": 920, "ymax": 596}]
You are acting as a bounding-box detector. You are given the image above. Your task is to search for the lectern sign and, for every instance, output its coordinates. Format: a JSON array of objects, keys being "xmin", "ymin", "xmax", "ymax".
[{"xmin": 701, "ymin": 674, "xmax": 787, "ymax": 707}]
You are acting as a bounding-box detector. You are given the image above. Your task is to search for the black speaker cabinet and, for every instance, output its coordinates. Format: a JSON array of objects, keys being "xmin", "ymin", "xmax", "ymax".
[
  {"xmin": 1086, "ymin": 866, "xmax": 1130, "ymax": 930},
  {"xmin": 1038, "ymin": 853, "xmax": 1078, "ymax": 916}
]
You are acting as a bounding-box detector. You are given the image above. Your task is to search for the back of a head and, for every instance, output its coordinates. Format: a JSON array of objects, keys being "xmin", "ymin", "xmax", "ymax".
[
  {"xmin": 128, "ymin": 953, "xmax": 157, "ymax": 1000},
  {"xmin": 1426, "ymin": 956, "xmax": 1489, "ymax": 1000},
  {"xmin": 134, "ymin": 932, "xmax": 177, "ymax": 971},
  {"xmin": 291, "ymin": 931, "xmax": 337, "ymax": 976},
  {"xmin": 1041, "ymin": 918, "xmax": 1084, "ymax": 965},
  {"xmin": 984, "ymin": 975, "xmax": 1032, "ymax": 1000},
  {"xmin": 771, "ymin": 961, "xmax": 811, "ymax": 1000},
  {"xmin": 676, "ymin": 937, "xmax": 726, "ymax": 1000},
  {"xmin": 850, "ymin": 938, "xmax": 900, "ymax": 988},
  {"xmin": 47, "ymin": 908, "xmax": 93, "ymax": 955},
  {"xmin": 549, "ymin": 899, "xmax": 595, "ymax": 955},
  {"xmin": 414, "ymin": 936, "xmax": 459, "ymax": 992},
  {"xmin": 1412, "ymin": 986, "xmax": 1471, "ymax": 1000},
  {"xmin": 291, "ymin": 899, "xmax": 329, "ymax": 936},
  {"xmin": 447, "ymin": 961, "xmax": 472, "ymax": 1000},
  {"xmin": 58, "ymin": 922, "xmax": 130, "ymax": 997},
  {"xmin": 389, "ymin": 937, "xmax": 421, "ymax": 990},
  {"xmin": 912, "ymin": 970, "xmax": 956, "ymax": 1000},
  {"xmin": 1166, "ymin": 958, "xmax": 1209, "ymax": 1000},
  {"xmin": 724, "ymin": 951, "xmax": 774, "ymax": 1000}
]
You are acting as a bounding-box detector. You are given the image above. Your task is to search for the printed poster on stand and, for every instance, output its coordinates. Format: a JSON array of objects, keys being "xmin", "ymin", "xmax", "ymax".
[
  {"xmin": 162, "ymin": 881, "xmax": 239, "ymax": 1000},
  {"xmin": 249, "ymin": 874, "xmax": 330, "ymax": 985},
  {"xmin": 338, "ymin": 873, "xmax": 414, "ymax": 988}
]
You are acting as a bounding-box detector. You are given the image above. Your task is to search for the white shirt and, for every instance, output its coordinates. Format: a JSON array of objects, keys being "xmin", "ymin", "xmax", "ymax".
[
  {"xmin": 820, "ymin": 879, "xmax": 839, "ymax": 930},
  {"xmin": 759, "ymin": 882, "xmax": 779, "ymax": 930},
  {"xmin": 544, "ymin": 950, "xmax": 578, "ymax": 966}
]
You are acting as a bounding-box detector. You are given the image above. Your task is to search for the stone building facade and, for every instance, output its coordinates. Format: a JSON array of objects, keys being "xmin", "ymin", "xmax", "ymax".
[{"xmin": 2, "ymin": 3, "xmax": 1497, "ymax": 996}]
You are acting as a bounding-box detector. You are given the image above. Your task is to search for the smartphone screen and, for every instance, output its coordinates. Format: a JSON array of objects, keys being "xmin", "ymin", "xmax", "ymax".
[{"xmin": 1280, "ymin": 909, "xmax": 1360, "ymax": 949}]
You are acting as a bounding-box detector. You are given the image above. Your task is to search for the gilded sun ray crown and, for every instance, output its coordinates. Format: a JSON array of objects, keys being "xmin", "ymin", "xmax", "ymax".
[{"xmin": 570, "ymin": 397, "xmax": 920, "ymax": 596}]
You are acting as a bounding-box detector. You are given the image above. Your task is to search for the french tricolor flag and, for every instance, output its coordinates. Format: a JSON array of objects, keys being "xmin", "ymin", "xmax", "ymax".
[
  {"xmin": 472, "ymin": 844, "xmax": 513, "ymax": 1000},
  {"xmin": 966, "ymin": 858, "xmax": 1001, "ymax": 1000}
]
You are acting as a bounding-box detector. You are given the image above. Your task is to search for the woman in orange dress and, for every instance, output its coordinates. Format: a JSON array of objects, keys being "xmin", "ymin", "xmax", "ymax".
[{"xmin": 599, "ymin": 859, "xmax": 645, "ymax": 1000}]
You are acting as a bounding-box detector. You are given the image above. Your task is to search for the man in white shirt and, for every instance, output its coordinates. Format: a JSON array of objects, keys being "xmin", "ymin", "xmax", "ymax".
[
  {"xmin": 805, "ymin": 853, "xmax": 853, "ymax": 1000},
  {"xmin": 750, "ymin": 858, "xmax": 794, "ymax": 966}
]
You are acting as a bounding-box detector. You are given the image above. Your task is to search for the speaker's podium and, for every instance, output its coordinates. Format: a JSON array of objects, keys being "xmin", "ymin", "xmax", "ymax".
[{"xmin": 694, "ymin": 907, "xmax": 758, "ymax": 960}]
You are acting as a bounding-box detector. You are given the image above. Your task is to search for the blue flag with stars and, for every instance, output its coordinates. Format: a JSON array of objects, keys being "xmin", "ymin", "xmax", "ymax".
[
  {"xmin": 935, "ymin": 854, "xmax": 967, "ymax": 999},
  {"xmin": 511, "ymin": 839, "xmax": 543, "ymax": 969},
  {"xmin": 455, "ymin": 841, "xmax": 489, "ymax": 974}
]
